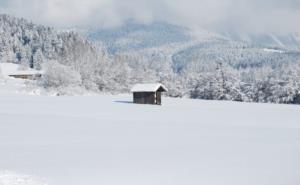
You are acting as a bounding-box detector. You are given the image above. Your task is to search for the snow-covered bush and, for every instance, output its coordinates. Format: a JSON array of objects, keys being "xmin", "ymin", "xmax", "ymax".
[{"xmin": 41, "ymin": 60, "xmax": 82, "ymax": 89}]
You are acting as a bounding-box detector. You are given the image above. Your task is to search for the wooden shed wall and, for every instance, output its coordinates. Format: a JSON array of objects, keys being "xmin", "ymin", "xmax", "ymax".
[
  {"xmin": 156, "ymin": 92, "xmax": 161, "ymax": 105},
  {"xmin": 8, "ymin": 74, "xmax": 42, "ymax": 80},
  {"xmin": 133, "ymin": 92, "xmax": 156, "ymax": 104}
]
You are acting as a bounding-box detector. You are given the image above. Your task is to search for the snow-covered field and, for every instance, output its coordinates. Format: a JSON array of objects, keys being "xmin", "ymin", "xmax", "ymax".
[{"xmin": 0, "ymin": 78, "xmax": 300, "ymax": 185}]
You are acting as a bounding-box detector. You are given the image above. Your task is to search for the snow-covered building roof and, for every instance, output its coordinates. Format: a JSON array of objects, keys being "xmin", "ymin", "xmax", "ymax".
[
  {"xmin": 131, "ymin": 83, "xmax": 168, "ymax": 92},
  {"xmin": 0, "ymin": 63, "xmax": 42, "ymax": 76}
]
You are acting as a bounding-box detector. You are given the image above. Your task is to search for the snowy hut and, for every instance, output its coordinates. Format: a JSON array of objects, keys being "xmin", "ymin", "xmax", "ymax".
[
  {"xmin": 0, "ymin": 63, "xmax": 42, "ymax": 80},
  {"xmin": 131, "ymin": 83, "xmax": 168, "ymax": 105}
]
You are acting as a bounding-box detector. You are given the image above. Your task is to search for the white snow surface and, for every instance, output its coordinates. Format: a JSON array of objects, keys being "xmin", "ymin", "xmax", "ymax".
[
  {"xmin": 131, "ymin": 83, "xmax": 168, "ymax": 92},
  {"xmin": 0, "ymin": 79, "xmax": 300, "ymax": 185}
]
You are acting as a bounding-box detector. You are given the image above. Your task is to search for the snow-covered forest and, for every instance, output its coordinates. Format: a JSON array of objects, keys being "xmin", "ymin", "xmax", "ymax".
[{"xmin": 1, "ymin": 14, "xmax": 300, "ymax": 104}]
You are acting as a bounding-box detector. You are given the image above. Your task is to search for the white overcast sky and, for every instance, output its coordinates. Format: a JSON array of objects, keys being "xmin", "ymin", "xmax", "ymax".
[{"xmin": 0, "ymin": 0, "xmax": 299, "ymax": 34}]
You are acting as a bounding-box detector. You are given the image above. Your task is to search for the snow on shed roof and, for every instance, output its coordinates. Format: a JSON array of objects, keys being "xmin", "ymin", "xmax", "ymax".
[
  {"xmin": 0, "ymin": 63, "xmax": 42, "ymax": 76},
  {"xmin": 131, "ymin": 83, "xmax": 168, "ymax": 92}
]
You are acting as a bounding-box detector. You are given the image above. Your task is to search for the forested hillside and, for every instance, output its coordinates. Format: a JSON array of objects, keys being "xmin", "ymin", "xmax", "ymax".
[
  {"xmin": 0, "ymin": 14, "xmax": 106, "ymax": 67},
  {"xmin": 1, "ymin": 14, "xmax": 300, "ymax": 104}
]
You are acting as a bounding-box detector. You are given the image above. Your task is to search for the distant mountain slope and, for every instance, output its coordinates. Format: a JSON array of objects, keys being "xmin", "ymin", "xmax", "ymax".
[
  {"xmin": 86, "ymin": 21, "xmax": 193, "ymax": 54},
  {"xmin": 221, "ymin": 31, "xmax": 300, "ymax": 49},
  {"xmin": 85, "ymin": 20, "xmax": 300, "ymax": 74},
  {"xmin": 86, "ymin": 20, "xmax": 300, "ymax": 54},
  {"xmin": 171, "ymin": 40, "xmax": 300, "ymax": 73}
]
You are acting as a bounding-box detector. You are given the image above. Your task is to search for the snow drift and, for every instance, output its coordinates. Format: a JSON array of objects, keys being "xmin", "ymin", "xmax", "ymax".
[{"xmin": 0, "ymin": 171, "xmax": 46, "ymax": 185}]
